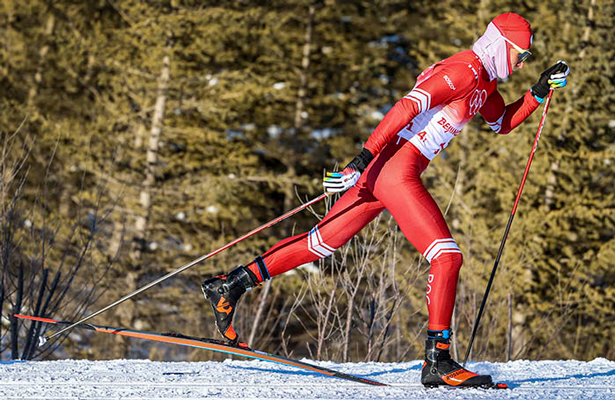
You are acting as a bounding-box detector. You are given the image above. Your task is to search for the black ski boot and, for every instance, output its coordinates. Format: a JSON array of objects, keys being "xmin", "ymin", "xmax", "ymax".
[
  {"xmin": 201, "ymin": 265, "xmax": 259, "ymax": 344},
  {"xmin": 421, "ymin": 330, "xmax": 493, "ymax": 388}
]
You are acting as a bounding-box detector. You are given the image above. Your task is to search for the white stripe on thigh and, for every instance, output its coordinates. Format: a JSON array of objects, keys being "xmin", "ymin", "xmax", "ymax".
[{"xmin": 307, "ymin": 227, "xmax": 337, "ymax": 258}]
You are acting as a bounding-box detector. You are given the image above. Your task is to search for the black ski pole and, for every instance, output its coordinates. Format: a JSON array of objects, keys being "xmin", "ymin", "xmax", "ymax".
[{"xmin": 464, "ymin": 89, "xmax": 555, "ymax": 365}]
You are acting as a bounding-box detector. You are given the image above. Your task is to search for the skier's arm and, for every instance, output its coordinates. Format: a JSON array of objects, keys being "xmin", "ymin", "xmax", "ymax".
[
  {"xmin": 364, "ymin": 65, "xmax": 473, "ymax": 156},
  {"xmin": 324, "ymin": 65, "xmax": 474, "ymax": 193},
  {"xmin": 480, "ymin": 61, "xmax": 570, "ymax": 135},
  {"xmin": 479, "ymin": 90, "xmax": 540, "ymax": 135}
]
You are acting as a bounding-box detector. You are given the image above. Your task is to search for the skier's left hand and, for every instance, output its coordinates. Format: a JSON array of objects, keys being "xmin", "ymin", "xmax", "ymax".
[
  {"xmin": 532, "ymin": 61, "xmax": 570, "ymax": 99},
  {"xmin": 323, "ymin": 148, "xmax": 374, "ymax": 193}
]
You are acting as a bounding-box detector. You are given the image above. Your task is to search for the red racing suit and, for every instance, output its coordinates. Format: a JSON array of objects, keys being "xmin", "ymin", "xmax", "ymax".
[{"xmin": 247, "ymin": 50, "xmax": 540, "ymax": 331}]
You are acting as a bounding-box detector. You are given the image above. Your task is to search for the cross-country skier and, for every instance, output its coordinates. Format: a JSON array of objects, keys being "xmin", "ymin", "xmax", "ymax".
[{"xmin": 202, "ymin": 13, "xmax": 569, "ymax": 388}]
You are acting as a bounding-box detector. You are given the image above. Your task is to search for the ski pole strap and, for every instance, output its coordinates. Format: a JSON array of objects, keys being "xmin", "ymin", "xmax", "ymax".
[{"xmin": 255, "ymin": 256, "xmax": 271, "ymax": 281}]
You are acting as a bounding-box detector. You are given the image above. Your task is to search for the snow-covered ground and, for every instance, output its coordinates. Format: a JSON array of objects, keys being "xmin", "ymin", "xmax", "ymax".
[{"xmin": 1, "ymin": 357, "xmax": 614, "ymax": 399}]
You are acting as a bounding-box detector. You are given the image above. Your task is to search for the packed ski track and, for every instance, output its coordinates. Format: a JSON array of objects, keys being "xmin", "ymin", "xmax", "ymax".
[{"xmin": 1, "ymin": 357, "xmax": 613, "ymax": 399}]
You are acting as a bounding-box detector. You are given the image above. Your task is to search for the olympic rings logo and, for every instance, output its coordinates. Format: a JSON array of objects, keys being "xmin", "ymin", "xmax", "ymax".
[{"xmin": 468, "ymin": 89, "xmax": 487, "ymax": 116}]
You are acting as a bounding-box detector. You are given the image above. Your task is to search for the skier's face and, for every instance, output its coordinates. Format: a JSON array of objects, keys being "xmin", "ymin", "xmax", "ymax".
[
  {"xmin": 505, "ymin": 40, "xmax": 531, "ymax": 72},
  {"xmin": 510, "ymin": 47, "xmax": 526, "ymax": 72}
]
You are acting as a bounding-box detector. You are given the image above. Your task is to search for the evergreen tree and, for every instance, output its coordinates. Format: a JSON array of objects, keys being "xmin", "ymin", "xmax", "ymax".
[{"xmin": 1, "ymin": 0, "xmax": 612, "ymax": 362}]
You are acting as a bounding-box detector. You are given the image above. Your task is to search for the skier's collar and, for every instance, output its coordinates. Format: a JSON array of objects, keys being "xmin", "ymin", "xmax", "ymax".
[
  {"xmin": 472, "ymin": 51, "xmax": 494, "ymax": 82},
  {"xmin": 480, "ymin": 62, "xmax": 491, "ymax": 82}
]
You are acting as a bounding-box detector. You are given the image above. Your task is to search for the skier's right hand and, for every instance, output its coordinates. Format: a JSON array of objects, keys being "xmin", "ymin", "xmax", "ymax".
[
  {"xmin": 323, "ymin": 167, "xmax": 361, "ymax": 193},
  {"xmin": 323, "ymin": 148, "xmax": 374, "ymax": 193},
  {"xmin": 531, "ymin": 61, "xmax": 570, "ymax": 99}
]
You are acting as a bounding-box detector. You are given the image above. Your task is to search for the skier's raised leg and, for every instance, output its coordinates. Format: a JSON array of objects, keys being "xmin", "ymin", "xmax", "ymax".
[{"xmin": 202, "ymin": 178, "xmax": 383, "ymax": 343}]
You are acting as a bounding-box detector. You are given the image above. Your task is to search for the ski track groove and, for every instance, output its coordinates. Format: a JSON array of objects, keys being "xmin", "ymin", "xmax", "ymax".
[
  {"xmin": 0, "ymin": 381, "xmax": 613, "ymax": 390},
  {"xmin": 1, "ymin": 358, "xmax": 614, "ymax": 399}
]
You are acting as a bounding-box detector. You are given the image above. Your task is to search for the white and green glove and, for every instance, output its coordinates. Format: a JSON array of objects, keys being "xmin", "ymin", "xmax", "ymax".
[{"xmin": 323, "ymin": 148, "xmax": 374, "ymax": 193}]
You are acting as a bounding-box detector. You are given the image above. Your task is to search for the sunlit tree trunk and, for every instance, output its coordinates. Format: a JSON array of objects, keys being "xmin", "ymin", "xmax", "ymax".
[
  {"xmin": 119, "ymin": 53, "xmax": 170, "ymax": 357},
  {"xmin": 133, "ymin": 53, "xmax": 170, "ymax": 260}
]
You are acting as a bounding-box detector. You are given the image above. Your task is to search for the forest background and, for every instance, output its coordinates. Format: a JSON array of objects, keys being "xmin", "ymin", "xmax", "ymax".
[{"xmin": 1, "ymin": 0, "xmax": 613, "ymax": 364}]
